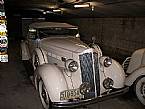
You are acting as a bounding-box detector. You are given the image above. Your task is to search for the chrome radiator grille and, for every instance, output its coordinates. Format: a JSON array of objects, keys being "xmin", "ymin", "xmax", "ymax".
[
  {"xmin": 93, "ymin": 52, "xmax": 100, "ymax": 96},
  {"xmin": 79, "ymin": 52, "xmax": 100, "ymax": 99}
]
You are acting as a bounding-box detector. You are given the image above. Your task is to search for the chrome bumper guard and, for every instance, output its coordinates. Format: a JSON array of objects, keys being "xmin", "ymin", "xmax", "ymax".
[{"xmin": 52, "ymin": 87, "xmax": 129, "ymax": 108}]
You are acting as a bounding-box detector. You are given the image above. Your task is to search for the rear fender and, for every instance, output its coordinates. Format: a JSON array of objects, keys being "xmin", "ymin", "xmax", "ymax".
[
  {"xmin": 36, "ymin": 64, "xmax": 68, "ymax": 102},
  {"xmin": 20, "ymin": 41, "xmax": 30, "ymax": 60},
  {"xmin": 126, "ymin": 48, "xmax": 145, "ymax": 74},
  {"xmin": 125, "ymin": 66, "xmax": 145, "ymax": 86}
]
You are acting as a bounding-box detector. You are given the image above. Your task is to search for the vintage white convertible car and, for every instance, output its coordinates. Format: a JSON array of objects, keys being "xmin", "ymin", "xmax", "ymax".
[{"xmin": 21, "ymin": 22, "xmax": 145, "ymax": 108}]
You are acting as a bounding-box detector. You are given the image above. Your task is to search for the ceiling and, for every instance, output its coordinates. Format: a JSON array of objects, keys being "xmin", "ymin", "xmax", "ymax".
[{"xmin": 5, "ymin": 0, "xmax": 145, "ymax": 18}]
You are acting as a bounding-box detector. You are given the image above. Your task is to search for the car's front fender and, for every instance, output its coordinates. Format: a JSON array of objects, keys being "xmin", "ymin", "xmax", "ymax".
[
  {"xmin": 125, "ymin": 66, "xmax": 145, "ymax": 86},
  {"xmin": 36, "ymin": 64, "xmax": 68, "ymax": 102}
]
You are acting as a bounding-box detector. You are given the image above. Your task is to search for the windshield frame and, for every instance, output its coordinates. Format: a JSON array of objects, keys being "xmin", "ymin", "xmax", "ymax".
[{"xmin": 37, "ymin": 27, "xmax": 79, "ymax": 39}]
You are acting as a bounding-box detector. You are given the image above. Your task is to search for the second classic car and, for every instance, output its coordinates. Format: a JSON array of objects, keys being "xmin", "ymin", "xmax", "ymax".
[{"xmin": 21, "ymin": 22, "xmax": 145, "ymax": 108}]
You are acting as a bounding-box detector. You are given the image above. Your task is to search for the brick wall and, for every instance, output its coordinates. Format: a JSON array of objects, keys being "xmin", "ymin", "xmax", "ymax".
[{"xmin": 66, "ymin": 18, "xmax": 145, "ymax": 62}]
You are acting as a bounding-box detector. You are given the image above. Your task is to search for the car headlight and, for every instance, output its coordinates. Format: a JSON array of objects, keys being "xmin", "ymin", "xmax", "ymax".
[
  {"xmin": 65, "ymin": 59, "xmax": 79, "ymax": 72},
  {"xmin": 103, "ymin": 77, "xmax": 114, "ymax": 89},
  {"xmin": 100, "ymin": 56, "xmax": 112, "ymax": 67},
  {"xmin": 79, "ymin": 82, "xmax": 91, "ymax": 95}
]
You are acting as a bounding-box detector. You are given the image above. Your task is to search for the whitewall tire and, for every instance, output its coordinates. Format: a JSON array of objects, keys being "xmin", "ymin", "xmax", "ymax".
[
  {"xmin": 38, "ymin": 80, "xmax": 51, "ymax": 109},
  {"xmin": 134, "ymin": 76, "xmax": 145, "ymax": 105}
]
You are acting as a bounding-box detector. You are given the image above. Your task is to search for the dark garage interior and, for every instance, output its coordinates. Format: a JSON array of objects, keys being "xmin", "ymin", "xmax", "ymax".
[{"xmin": 0, "ymin": 0, "xmax": 145, "ymax": 109}]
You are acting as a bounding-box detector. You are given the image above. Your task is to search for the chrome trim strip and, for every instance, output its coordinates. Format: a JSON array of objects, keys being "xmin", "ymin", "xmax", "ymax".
[
  {"xmin": 79, "ymin": 52, "xmax": 95, "ymax": 98},
  {"xmin": 93, "ymin": 52, "xmax": 100, "ymax": 96}
]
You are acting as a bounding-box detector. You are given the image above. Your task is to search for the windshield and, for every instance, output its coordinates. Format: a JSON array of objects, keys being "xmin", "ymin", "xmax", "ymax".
[{"xmin": 38, "ymin": 27, "xmax": 78, "ymax": 38}]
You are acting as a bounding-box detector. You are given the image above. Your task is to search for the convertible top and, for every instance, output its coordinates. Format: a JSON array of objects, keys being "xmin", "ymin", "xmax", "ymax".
[{"xmin": 29, "ymin": 22, "xmax": 78, "ymax": 29}]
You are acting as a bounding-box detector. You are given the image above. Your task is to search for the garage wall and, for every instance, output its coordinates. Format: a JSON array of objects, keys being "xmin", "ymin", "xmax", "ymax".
[
  {"xmin": 66, "ymin": 18, "xmax": 145, "ymax": 61},
  {"xmin": 7, "ymin": 15, "xmax": 22, "ymax": 40}
]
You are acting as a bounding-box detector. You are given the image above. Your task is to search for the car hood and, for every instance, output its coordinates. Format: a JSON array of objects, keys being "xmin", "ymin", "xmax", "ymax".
[{"xmin": 40, "ymin": 37, "xmax": 89, "ymax": 53}]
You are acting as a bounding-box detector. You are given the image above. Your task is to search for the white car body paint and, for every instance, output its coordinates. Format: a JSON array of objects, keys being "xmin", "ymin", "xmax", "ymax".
[
  {"xmin": 34, "ymin": 48, "xmax": 48, "ymax": 65},
  {"xmin": 21, "ymin": 41, "xmax": 30, "ymax": 60},
  {"xmin": 21, "ymin": 22, "xmax": 145, "ymax": 107},
  {"xmin": 36, "ymin": 64, "xmax": 68, "ymax": 102},
  {"xmin": 127, "ymin": 48, "xmax": 145, "ymax": 74},
  {"xmin": 125, "ymin": 48, "xmax": 145, "ymax": 86},
  {"xmin": 125, "ymin": 67, "xmax": 145, "ymax": 86},
  {"xmin": 100, "ymin": 59, "xmax": 126, "ymax": 94}
]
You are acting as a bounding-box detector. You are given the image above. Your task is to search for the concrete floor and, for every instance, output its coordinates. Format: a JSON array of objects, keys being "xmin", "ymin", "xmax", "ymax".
[{"xmin": 0, "ymin": 40, "xmax": 144, "ymax": 109}]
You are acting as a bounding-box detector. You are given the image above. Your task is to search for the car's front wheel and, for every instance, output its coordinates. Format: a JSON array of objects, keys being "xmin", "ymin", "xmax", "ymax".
[
  {"xmin": 134, "ymin": 76, "xmax": 145, "ymax": 105},
  {"xmin": 38, "ymin": 79, "xmax": 51, "ymax": 109}
]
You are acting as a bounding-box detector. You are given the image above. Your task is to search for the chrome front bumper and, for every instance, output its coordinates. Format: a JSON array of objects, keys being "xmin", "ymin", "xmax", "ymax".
[{"xmin": 52, "ymin": 87, "xmax": 129, "ymax": 108}]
